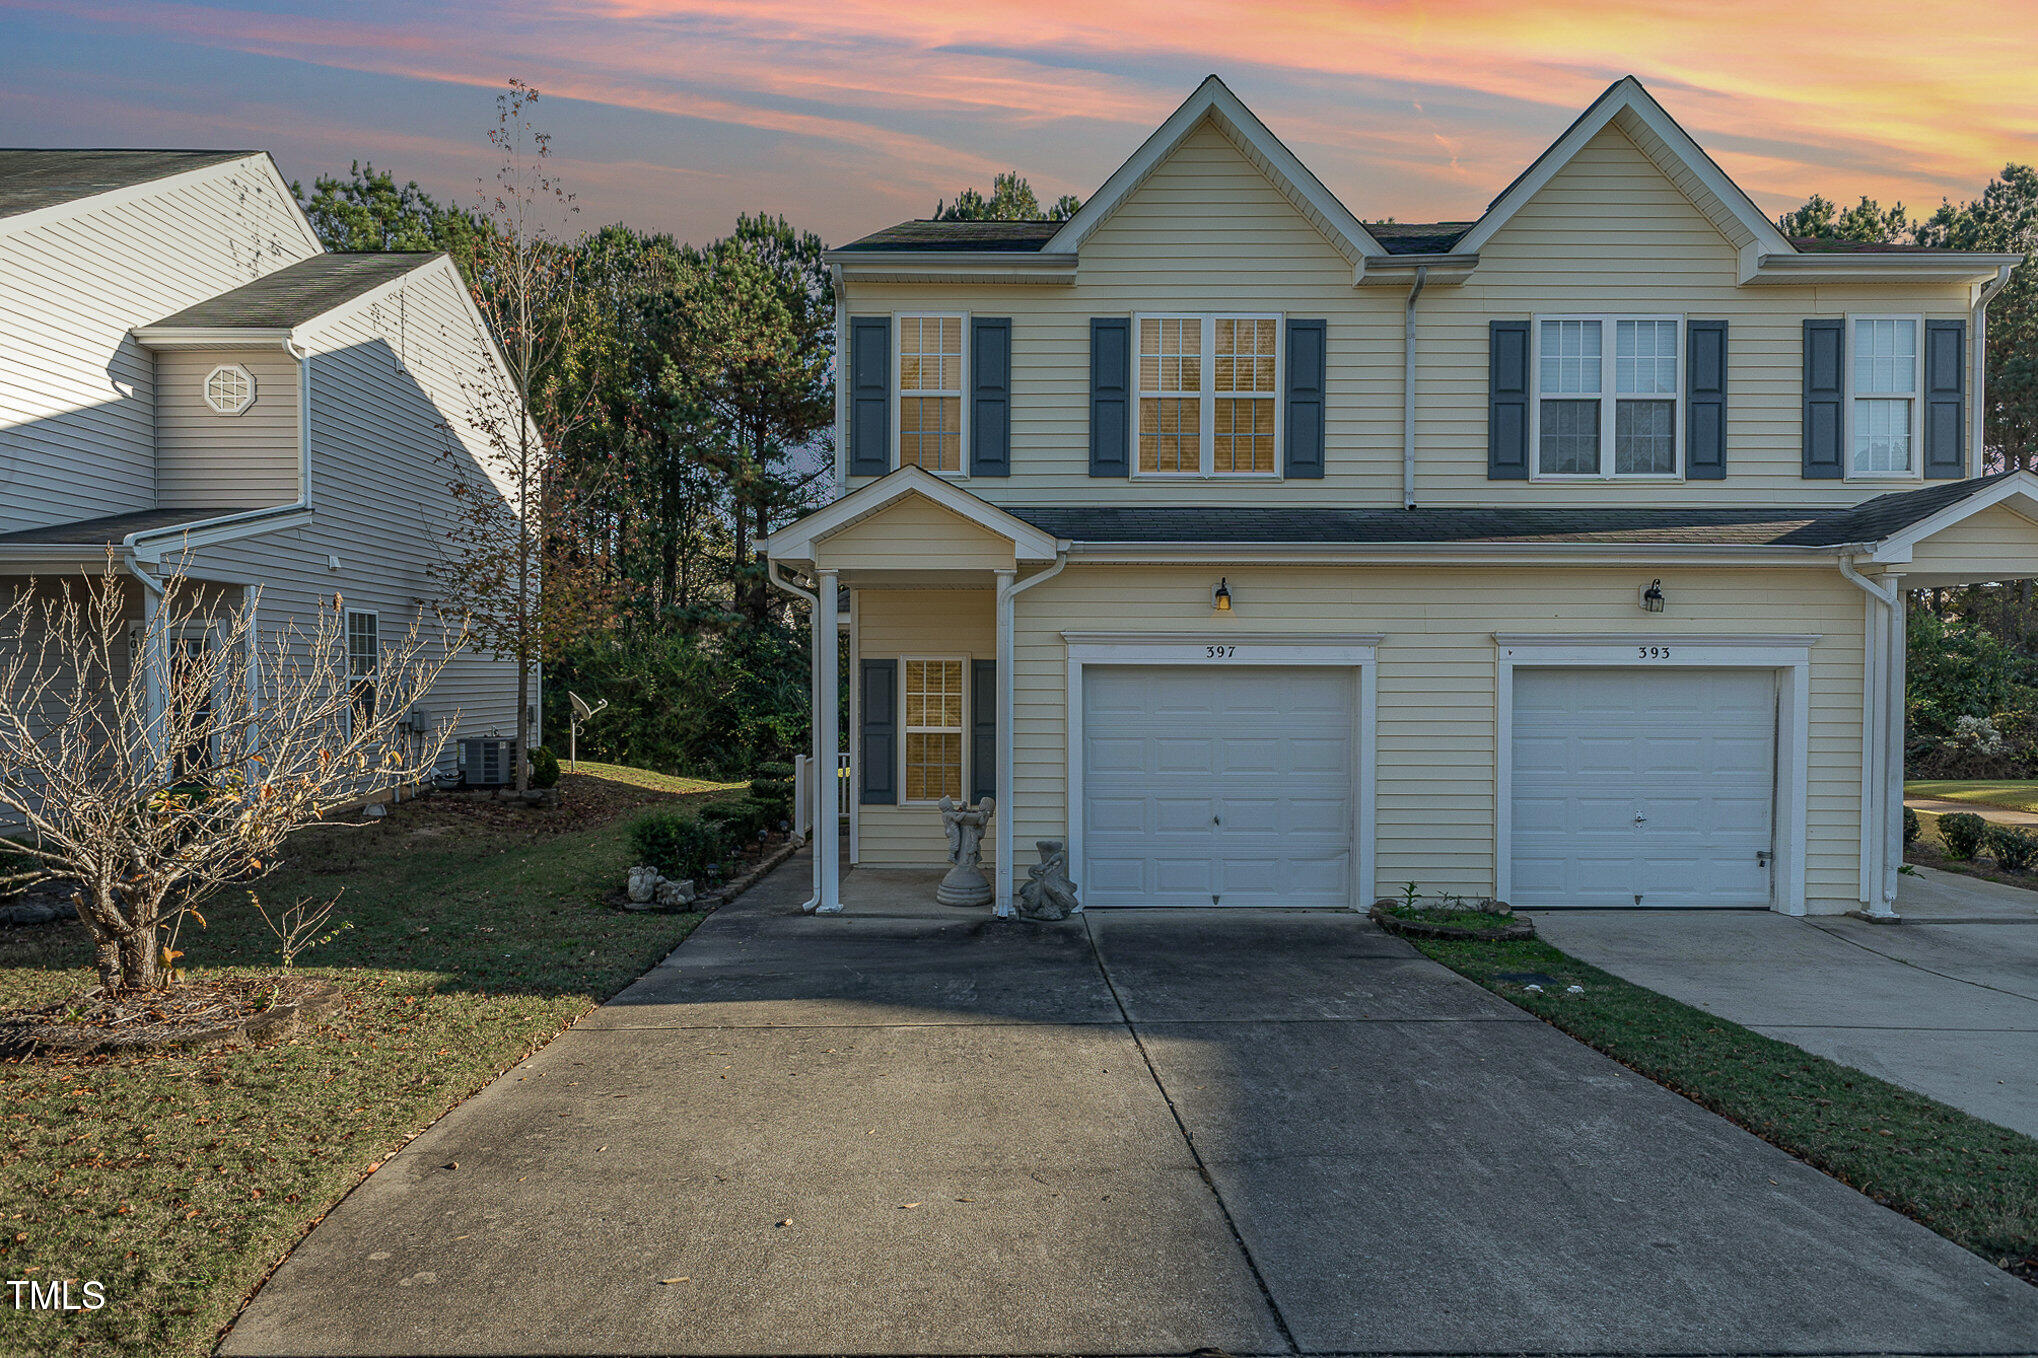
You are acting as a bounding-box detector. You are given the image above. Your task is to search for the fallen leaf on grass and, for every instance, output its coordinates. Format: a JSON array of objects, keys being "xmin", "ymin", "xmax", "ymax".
[
  {"xmin": 899, "ymin": 1203, "xmax": 920, "ymax": 1209},
  {"xmin": 659, "ymin": 1277, "xmax": 690, "ymax": 1285},
  {"xmin": 774, "ymin": 1218, "xmax": 792, "ymax": 1228}
]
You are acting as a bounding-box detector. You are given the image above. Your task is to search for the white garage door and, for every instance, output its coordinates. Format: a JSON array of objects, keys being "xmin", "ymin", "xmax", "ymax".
[
  {"xmin": 1511, "ymin": 668, "xmax": 1776, "ymax": 908},
  {"xmin": 1082, "ymin": 666, "xmax": 1355, "ymax": 907}
]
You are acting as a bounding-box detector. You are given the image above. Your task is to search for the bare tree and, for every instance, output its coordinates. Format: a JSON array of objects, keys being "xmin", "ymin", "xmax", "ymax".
[
  {"xmin": 433, "ymin": 79, "xmax": 612, "ymax": 794},
  {"xmin": 0, "ymin": 559, "xmax": 462, "ymax": 993}
]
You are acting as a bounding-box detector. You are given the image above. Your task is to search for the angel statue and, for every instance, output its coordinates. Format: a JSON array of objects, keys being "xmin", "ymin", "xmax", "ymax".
[{"xmin": 936, "ymin": 795, "xmax": 995, "ymax": 907}]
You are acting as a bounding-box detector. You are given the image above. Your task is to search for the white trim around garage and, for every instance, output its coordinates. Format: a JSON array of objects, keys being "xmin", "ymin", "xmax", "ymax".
[
  {"xmin": 1062, "ymin": 631, "xmax": 1381, "ymax": 910},
  {"xmin": 1493, "ymin": 633, "xmax": 1816, "ymax": 915}
]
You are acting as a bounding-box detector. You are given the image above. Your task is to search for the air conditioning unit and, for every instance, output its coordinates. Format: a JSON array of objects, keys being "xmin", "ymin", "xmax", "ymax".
[{"xmin": 460, "ymin": 737, "xmax": 515, "ymax": 788}]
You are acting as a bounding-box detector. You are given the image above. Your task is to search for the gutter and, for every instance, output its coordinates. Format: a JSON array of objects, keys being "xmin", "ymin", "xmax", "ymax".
[
  {"xmin": 1402, "ymin": 265, "xmax": 1428, "ymax": 509},
  {"xmin": 766, "ymin": 559, "xmax": 825, "ymax": 914},
  {"xmin": 1060, "ymin": 540, "xmax": 1870, "ymax": 566}
]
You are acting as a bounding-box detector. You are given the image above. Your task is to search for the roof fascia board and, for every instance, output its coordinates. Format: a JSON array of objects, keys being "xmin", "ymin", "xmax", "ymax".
[
  {"xmin": 1866, "ymin": 472, "xmax": 2038, "ymax": 562},
  {"xmin": 1356, "ymin": 253, "xmax": 1478, "ymax": 285},
  {"xmin": 127, "ymin": 505, "xmax": 314, "ymax": 560},
  {"xmin": 1060, "ymin": 541, "xmax": 1851, "ymax": 565},
  {"xmin": 765, "ymin": 467, "xmax": 1060, "ymax": 563},
  {"xmin": 1043, "ymin": 76, "xmax": 1385, "ymax": 261},
  {"xmin": 1742, "ymin": 250, "xmax": 2026, "ymax": 286},
  {"xmin": 130, "ymin": 326, "xmax": 296, "ymax": 349},
  {"xmin": 830, "ymin": 253, "xmax": 1078, "ymax": 284},
  {"xmin": 1456, "ymin": 77, "xmax": 1794, "ymax": 258}
]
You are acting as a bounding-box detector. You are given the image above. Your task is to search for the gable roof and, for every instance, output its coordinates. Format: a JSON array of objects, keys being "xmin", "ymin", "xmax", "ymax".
[
  {"xmin": 763, "ymin": 466, "xmax": 1060, "ymax": 565},
  {"xmin": 1455, "ymin": 77, "xmax": 1795, "ymax": 257},
  {"xmin": 1043, "ymin": 76, "xmax": 1387, "ymax": 263},
  {"xmin": 137, "ymin": 252, "xmax": 441, "ymax": 334},
  {"xmin": 0, "ymin": 149, "xmax": 254, "ymax": 219}
]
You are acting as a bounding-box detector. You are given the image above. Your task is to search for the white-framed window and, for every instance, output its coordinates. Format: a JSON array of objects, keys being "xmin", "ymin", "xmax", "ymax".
[
  {"xmin": 1136, "ymin": 313, "xmax": 1281, "ymax": 477},
  {"xmin": 346, "ymin": 609, "xmax": 378, "ymax": 735},
  {"xmin": 167, "ymin": 632, "xmax": 215, "ymax": 781},
  {"xmin": 1531, "ymin": 315, "xmax": 1681, "ymax": 479},
  {"xmin": 203, "ymin": 364, "xmax": 256, "ymax": 416},
  {"xmin": 1847, "ymin": 315, "xmax": 1922, "ymax": 478},
  {"xmin": 896, "ymin": 314, "xmax": 965, "ymax": 474},
  {"xmin": 900, "ymin": 656, "xmax": 965, "ymax": 804}
]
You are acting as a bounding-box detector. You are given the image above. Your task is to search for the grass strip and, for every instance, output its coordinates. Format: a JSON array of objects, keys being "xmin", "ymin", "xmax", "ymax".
[
  {"xmin": 0, "ymin": 767, "xmax": 720, "ymax": 1357},
  {"xmin": 1409, "ymin": 934, "xmax": 2038, "ymax": 1281}
]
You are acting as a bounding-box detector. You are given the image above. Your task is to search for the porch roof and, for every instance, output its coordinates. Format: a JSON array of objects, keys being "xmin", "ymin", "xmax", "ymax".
[{"xmin": 0, "ymin": 507, "xmax": 240, "ymax": 549}]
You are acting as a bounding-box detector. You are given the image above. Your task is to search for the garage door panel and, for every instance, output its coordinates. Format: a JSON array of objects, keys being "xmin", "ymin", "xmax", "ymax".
[
  {"xmin": 1511, "ymin": 668, "xmax": 1775, "ymax": 909},
  {"xmin": 1083, "ymin": 666, "xmax": 1355, "ymax": 908}
]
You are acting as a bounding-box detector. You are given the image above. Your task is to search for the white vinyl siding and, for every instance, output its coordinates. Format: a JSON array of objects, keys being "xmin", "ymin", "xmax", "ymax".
[
  {"xmin": 155, "ymin": 348, "xmax": 299, "ymax": 509},
  {"xmin": 1533, "ymin": 315, "xmax": 1680, "ymax": 478},
  {"xmin": 0, "ymin": 157, "xmax": 316, "ymax": 534},
  {"xmin": 1848, "ymin": 316, "xmax": 1922, "ymax": 478},
  {"xmin": 840, "ymin": 114, "xmax": 1974, "ymax": 509}
]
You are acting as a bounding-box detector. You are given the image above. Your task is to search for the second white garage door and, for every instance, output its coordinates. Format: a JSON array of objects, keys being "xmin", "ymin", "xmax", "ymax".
[
  {"xmin": 1510, "ymin": 667, "xmax": 1777, "ymax": 908},
  {"xmin": 1081, "ymin": 666, "xmax": 1356, "ymax": 908}
]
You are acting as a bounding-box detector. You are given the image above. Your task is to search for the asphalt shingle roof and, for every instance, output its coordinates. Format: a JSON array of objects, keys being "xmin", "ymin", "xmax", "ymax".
[
  {"xmin": 834, "ymin": 217, "xmax": 1480, "ymax": 255},
  {"xmin": 0, "ymin": 508, "xmax": 242, "ymax": 549},
  {"xmin": 0, "ymin": 149, "xmax": 253, "ymax": 219},
  {"xmin": 1364, "ymin": 221, "xmax": 1476, "ymax": 254},
  {"xmin": 144, "ymin": 252, "xmax": 440, "ymax": 331},
  {"xmin": 1001, "ymin": 475, "xmax": 2009, "ymax": 548}
]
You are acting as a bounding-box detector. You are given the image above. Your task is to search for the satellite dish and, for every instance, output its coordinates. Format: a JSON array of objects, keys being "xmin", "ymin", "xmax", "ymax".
[{"xmin": 566, "ymin": 692, "xmax": 608, "ymax": 770}]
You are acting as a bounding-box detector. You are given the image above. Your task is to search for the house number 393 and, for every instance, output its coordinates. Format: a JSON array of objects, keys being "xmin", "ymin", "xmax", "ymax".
[
  {"xmin": 1638, "ymin": 645, "xmax": 1672, "ymax": 660},
  {"xmin": 1206, "ymin": 645, "xmax": 1236, "ymax": 658}
]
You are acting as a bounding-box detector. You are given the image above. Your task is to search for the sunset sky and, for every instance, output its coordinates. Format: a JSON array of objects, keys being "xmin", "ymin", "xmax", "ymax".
[{"xmin": 5, "ymin": 0, "xmax": 2034, "ymax": 246}]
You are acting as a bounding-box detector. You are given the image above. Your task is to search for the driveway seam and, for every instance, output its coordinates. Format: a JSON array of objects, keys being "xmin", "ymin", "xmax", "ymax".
[
  {"xmin": 1080, "ymin": 911, "xmax": 1301, "ymax": 1355},
  {"xmin": 1807, "ymin": 918, "xmax": 2038, "ymax": 1008}
]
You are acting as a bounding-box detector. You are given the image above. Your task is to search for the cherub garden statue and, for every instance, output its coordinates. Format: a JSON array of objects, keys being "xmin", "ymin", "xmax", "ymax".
[{"xmin": 936, "ymin": 796, "xmax": 995, "ymax": 907}]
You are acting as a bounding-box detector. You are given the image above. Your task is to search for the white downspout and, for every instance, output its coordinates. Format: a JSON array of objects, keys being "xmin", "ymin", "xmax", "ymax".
[
  {"xmin": 1402, "ymin": 266, "xmax": 1429, "ymax": 509},
  {"xmin": 767, "ymin": 559, "xmax": 823, "ymax": 912},
  {"xmin": 1972, "ymin": 264, "xmax": 2012, "ymax": 472},
  {"xmin": 1840, "ymin": 558, "xmax": 1900, "ymax": 918},
  {"xmin": 995, "ymin": 554, "xmax": 1068, "ymax": 916}
]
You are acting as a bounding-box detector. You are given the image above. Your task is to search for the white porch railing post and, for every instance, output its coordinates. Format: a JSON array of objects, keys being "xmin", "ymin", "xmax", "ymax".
[{"xmin": 793, "ymin": 753, "xmax": 811, "ymax": 842}]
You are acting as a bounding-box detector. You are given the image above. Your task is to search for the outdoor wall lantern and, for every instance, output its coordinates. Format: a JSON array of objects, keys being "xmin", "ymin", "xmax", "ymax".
[
  {"xmin": 1213, "ymin": 578, "xmax": 1233, "ymax": 612},
  {"xmin": 1640, "ymin": 579, "xmax": 1666, "ymax": 613}
]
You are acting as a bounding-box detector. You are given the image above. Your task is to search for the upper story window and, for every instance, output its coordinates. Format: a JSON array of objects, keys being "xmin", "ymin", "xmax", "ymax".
[
  {"xmin": 898, "ymin": 316, "xmax": 963, "ymax": 473},
  {"xmin": 1850, "ymin": 316, "xmax": 1919, "ymax": 477},
  {"xmin": 203, "ymin": 364, "xmax": 256, "ymax": 416},
  {"xmin": 1533, "ymin": 316, "xmax": 1680, "ymax": 478},
  {"xmin": 1137, "ymin": 314, "xmax": 1280, "ymax": 477}
]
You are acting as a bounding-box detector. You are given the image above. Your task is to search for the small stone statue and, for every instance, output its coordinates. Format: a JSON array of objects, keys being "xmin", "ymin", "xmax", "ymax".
[
  {"xmin": 626, "ymin": 866, "xmax": 697, "ymax": 912},
  {"xmin": 936, "ymin": 796, "xmax": 995, "ymax": 907},
  {"xmin": 626, "ymin": 865, "xmax": 659, "ymax": 905},
  {"xmin": 1015, "ymin": 840, "xmax": 1080, "ymax": 920}
]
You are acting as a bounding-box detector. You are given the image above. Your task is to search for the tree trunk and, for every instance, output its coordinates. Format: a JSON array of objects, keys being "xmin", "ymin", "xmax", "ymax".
[{"xmin": 115, "ymin": 927, "xmax": 159, "ymax": 993}]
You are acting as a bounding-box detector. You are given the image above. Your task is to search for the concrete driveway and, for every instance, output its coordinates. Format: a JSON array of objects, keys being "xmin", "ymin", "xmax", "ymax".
[
  {"xmin": 224, "ymin": 858, "xmax": 2038, "ymax": 1357},
  {"xmin": 1532, "ymin": 866, "xmax": 2038, "ymax": 1139}
]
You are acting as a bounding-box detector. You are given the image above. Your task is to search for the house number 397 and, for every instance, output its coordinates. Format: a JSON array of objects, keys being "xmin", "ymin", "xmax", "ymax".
[
  {"xmin": 1638, "ymin": 645, "xmax": 1672, "ymax": 660},
  {"xmin": 1206, "ymin": 645, "xmax": 1236, "ymax": 659}
]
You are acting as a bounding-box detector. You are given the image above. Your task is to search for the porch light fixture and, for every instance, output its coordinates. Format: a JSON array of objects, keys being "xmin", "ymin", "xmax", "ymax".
[
  {"xmin": 1213, "ymin": 578, "xmax": 1233, "ymax": 612},
  {"xmin": 1640, "ymin": 579, "xmax": 1666, "ymax": 613}
]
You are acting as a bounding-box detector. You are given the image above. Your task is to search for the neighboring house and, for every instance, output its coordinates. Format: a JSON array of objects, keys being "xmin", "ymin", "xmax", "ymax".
[
  {"xmin": 764, "ymin": 76, "xmax": 2032, "ymax": 919},
  {"xmin": 0, "ymin": 148, "xmax": 529, "ymax": 805}
]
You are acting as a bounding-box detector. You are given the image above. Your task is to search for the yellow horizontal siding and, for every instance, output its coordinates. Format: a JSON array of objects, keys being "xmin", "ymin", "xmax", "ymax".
[
  {"xmin": 817, "ymin": 497, "xmax": 1016, "ymax": 572},
  {"xmin": 1903, "ymin": 504, "xmax": 2038, "ymax": 580}
]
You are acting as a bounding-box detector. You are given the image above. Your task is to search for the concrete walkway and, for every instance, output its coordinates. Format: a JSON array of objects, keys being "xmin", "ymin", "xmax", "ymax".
[
  {"xmin": 224, "ymin": 856, "xmax": 2038, "ymax": 1357},
  {"xmin": 1532, "ymin": 869, "xmax": 2038, "ymax": 1139}
]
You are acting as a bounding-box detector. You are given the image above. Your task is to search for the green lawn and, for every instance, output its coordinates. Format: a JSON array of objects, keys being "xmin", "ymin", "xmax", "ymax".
[
  {"xmin": 0, "ymin": 765, "xmax": 737, "ymax": 1357},
  {"xmin": 1907, "ymin": 780, "xmax": 2038, "ymax": 815},
  {"xmin": 1411, "ymin": 934, "xmax": 2038, "ymax": 1282}
]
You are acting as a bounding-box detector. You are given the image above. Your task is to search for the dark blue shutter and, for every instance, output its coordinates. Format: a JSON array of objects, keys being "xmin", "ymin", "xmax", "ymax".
[
  {"xmin": 848, "ymin": 317, "xmax": 891, "ymax": 477},
  {"xmin": 1924, "ymin": 319, "xmax": 1967, "ymax": 479},
  {"xmin": 1284, "ymin": 318, "xmax": 1326, "ymax": 478},
  {"xmin": 1089, "ymin": 318, "xmax": 1130, "ymax": 477},
  {"xmin": 1802, "ymin": 319, "xmax": 1844, "ymax": 479},
  {"xmin": 1488, "ymin": 320, "xmax": 1530, "ymax": 479},
  {"xmin": 1686, "ymin": 319, "xmax": 1727, "ymax": 480},
  {"xmin": 970, "ymin": 317, "xmax": 1011, "ymax": 476},
  {"xmin": 970, "ymin": 659, "xmax": 996, "ymax": 803},
  {"xmin": 858, "ymin": 659, "xmax": 896, "ymax": 806}
]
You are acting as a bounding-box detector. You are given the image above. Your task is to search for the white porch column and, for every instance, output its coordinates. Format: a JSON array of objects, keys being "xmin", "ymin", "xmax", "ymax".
[
  {"xmin": 1882, "ymin": 574, "xmax": 1908, "ymax": 911},
  {"xmin": 816, "ymin": 569, "xmax": 842, "ymax": 914},
  {"xmin": 994, "ymin": 569, "xmax": 1016, "ymax": 916}
]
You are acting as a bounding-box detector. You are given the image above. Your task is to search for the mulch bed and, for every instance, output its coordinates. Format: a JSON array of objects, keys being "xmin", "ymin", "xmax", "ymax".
[{"xmin": 0, "ymin": 975, "xmax": 343, "ymax": 1058}]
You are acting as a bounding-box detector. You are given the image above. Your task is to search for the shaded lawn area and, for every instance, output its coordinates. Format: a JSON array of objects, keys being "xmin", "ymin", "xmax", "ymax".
[
  {"xmin": 1907, "ymin": 779, "xmax": 2038, "ymax": 815},
  {"xmin": 1412, "ymin": 935, "xmax": 2038, "ymax": 1285},
  {"xmin": 0, "ymin": 766, "xmax": 739, "ymax": 1358}
]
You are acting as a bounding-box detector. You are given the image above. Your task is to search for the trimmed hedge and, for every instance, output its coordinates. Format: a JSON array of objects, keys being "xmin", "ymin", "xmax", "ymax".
[
  {"xmin": 1989, "ymin": 823, "xmax": 2038, "ymax": 873},
  {"xmin": 751, "ymin": 761, "xmax": 795, "ymax": 822},
  {"xmin": 700, "ymin": 797, "xmax": 773, "ymax": 844},
  {"xmin": 528, "ymin": 745, "xmax": 561, "ymax": 789},
  {"xmin": 629, "ymin": 810, "xmax": 726, "ymax": 883},
  {"xmin": 1903, "ymin": 805, "xmax": 1920, "ymax": 847},
  {"xmin": 1939, "ymin": 811, "xmax": 1988, "ymax": 860}
]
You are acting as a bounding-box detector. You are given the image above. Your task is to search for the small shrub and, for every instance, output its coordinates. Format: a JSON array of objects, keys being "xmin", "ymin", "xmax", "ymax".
[
  {"xmin": 700, "ymin": 797, "xmax": 772, "ymax": 843},
  {"xmin": 630, "ymin": 811, "xmax": 726, "ymax": 882},
  {"xmin": 1988, "ymin": 824, "xmax": 2038, "ymax": 872},
  {"xmin": 1903, "ymin": 805, "xmax": 1920, "ymax": 846},
  {"xmin": 527, "ymin": 745, "xmax": 561, "ymax": 789},
  {"xmin": 751, "ymin": 761, "xmax": 795, "ymax": 820},
  {"xmin": 1939, "ymin": 811, "xmax": 1988, "ymax": 860}
]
